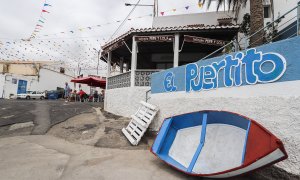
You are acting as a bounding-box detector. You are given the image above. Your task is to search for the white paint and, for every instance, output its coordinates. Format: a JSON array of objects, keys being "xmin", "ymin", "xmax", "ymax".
[
  {"xmin": 169, "ymin": 124, "xmax": 246, "ymax": 174},
  {"xmin": 0, "ymin": 68, "xmax": 90, "ymax": 99},
  {"xmin": 169, "ymin": 126, "xmax": 202, "ymax": 168},
  {"xmin": 122, "ymin": 101, "xmax": 158, "ymax": 145},
  {"xmin": 152, "ymin": 11, "xmax": 236, "ymax": 28},
  {"xmin": 173, "ymin": 33, "xmax": 180, "ymax": 67},
  {"xmin": 149, "ymin": 80, "xmax": 300, "ymax": 175},
  {"xmin": 131, "ymin": 36, "xmax": 137, "ymax": 87},
  {"xmin": 0, "ymin": 74, "xmax": 5, "ymax": 98},
  {"xmin": 104, "ymin": 86, "xmax": 150, "ymax": 118},
  {"xmin": 193, "ymin": 124, "xmax": 246, "ymax": 174},
  {"xmin": 107, "ymin": 51, "xmax": 112, "ymax": 78},
  {"xmin": 9, "ymin": 122, "xmax": 34, "ymax": 131},
  {"xmin": 208, "ymin": 149, "xmax": 285, "ymax": 178}
]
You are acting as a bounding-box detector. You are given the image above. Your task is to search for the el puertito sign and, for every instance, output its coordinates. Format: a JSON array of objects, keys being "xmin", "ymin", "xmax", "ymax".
[{"xmin": 163, "ymin": 48, "xmax": 287, "ymax": 93}]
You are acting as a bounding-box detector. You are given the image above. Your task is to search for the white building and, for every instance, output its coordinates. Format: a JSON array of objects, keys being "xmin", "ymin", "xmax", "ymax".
[{"xmin": 0, "ymin": 61, "xmax": 90, "ymax": 99}]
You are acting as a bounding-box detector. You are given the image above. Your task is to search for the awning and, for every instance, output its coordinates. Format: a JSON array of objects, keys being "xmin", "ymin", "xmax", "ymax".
[{"xmin": 71, "ymin": 76, "xmax": 106, "ymax": 89}]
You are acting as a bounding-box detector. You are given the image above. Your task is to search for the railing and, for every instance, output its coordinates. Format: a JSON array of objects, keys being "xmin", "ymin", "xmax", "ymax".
[
  {"xmin": 135, "ymin": 69, "xmax": 160, "ymax": 86},
  {"xmin": 107, "ymin": 71, "xmax": 131, "ymax": 89},
  {"xmin": 107, "ymin": 69, "xmax": 161, "ymax": 89},
  {"xmin": 201, "ymin": 2, "xmax": 300, "ymax": 61}
]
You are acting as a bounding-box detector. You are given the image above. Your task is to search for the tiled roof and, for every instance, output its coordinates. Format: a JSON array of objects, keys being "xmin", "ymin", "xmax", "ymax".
[{"xmin": 101, "ymin": 24, "xmax": 240, "ymax": 50}]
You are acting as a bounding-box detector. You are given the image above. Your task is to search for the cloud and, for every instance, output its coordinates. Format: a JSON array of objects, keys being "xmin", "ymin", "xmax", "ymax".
[{"xmin": 0, "ymin": 0, "xmax": 210, "ymax": 75}]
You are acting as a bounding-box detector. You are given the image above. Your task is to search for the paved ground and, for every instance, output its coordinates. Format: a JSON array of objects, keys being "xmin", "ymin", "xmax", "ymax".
[
  {"xmin": 0, "ymin": 99, "xmax": 298, "ymax": 180},
  {"xmin": 0, "ymin": 99, "xmax": 102, "ymax": 136}
]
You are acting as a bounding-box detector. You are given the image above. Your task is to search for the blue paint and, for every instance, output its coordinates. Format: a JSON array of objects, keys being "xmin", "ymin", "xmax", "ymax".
[
  {"xmin": 17, "ymin": 80, "xmax": 27, "ymax": 94},
  {"xmin": 152, "ymin": 111, "xmax": 250, "ymax": 173},
  {"xmin": 241, "ymin": 121, "xmax": 251, "ymax": 164},
  {"xmin": 187, "ymin": 113, "xmax": 207, "ymax": 173},
  {"xmin": 152, "ymin": 118, "xmax": 173, "ymax": 154},
  {"xmin": 163, "ymin": 72, "xmax": 177, "ymax": 92},
  {"xmin": 151, "ymin": 36, "xmax": 300, "ymax": 94}
]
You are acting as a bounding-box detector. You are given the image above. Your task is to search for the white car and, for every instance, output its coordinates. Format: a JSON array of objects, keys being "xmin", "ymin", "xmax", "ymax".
[{"xmin": 17, "ymin": 91, "xmax": 46, "ymax": 100}]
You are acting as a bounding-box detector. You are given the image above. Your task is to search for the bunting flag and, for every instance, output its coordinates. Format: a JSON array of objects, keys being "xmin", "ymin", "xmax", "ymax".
[
  {"xmin": 198, "ymin": 2, "xmax": 203, "ymax": 8},
  {"xmin": 27, "ymin": 0, "xmax": 52, "ymax": 40},
  {"xmin": 160, "ymin": 12, "xmax": 165, "ymax": 16},
  {"xmin": 185, "ymin": 6, "xmax": 190, "ymax": 10},
  {"xmin": 42, "ymin": 9, "xmax": 50, "ymax": 13}
]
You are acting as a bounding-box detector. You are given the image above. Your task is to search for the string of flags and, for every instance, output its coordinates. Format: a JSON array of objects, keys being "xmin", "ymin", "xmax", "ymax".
[
  {"xmin": 36, "ymin": 14, "xmax": 153, "ymax": 38},
  {"xmin": 28, "ymin": 1, "xmax": 52, "ymax": 40},
  {"xmin": 0, "ymin": 1, "xmax": 207, "ymax": 72},
  {"xmin": 159, "ymin": 2, "xmax": 204, "ymax": 16},
  {"xmin": 36, "ymin": 2, "xmax": 205, "ymax": 37}
]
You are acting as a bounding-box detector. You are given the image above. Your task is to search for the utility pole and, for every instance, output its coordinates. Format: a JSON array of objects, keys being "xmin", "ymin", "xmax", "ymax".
[{"xmin": 93, "ymin": 48, "xmax": 100, "ymax": 75}]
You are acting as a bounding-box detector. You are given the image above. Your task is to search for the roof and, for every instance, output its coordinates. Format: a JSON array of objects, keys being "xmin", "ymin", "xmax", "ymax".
[{"xmin": 101, "ymin": 24, "xmax": 240, "ymax": 50}]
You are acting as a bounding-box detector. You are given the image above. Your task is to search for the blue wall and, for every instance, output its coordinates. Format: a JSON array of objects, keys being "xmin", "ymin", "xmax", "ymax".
[{"xmin": 151, "ymin": 36, "xmax": 300, "ymax": 94}]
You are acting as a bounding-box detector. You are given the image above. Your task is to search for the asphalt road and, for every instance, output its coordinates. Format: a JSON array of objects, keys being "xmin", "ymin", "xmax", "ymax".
[{"xmin": 0, "ymin": 99, "xmax": 103, "ymax": 134}]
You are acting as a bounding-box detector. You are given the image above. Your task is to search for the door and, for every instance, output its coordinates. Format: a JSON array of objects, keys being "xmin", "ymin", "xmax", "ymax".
[{"xmin": 17, "ymin": 80, "xmax": 27, "ymax": 94}]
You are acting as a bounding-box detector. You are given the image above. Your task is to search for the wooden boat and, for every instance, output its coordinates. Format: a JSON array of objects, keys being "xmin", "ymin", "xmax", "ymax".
[{"xmin": 151, "ymin": 111, "xmax": 288, "ymax": 178}]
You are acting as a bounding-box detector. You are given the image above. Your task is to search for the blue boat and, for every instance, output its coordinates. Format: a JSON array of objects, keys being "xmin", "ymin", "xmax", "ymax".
[{"xmin": 151, "ymin": 111, "xmax": 287, "ymax": 178}]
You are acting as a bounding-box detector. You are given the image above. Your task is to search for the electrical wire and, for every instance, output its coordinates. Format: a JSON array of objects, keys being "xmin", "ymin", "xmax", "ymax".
[{"xmin": 109, "ymin": 0, "xmax": 142, "ymax": 40}]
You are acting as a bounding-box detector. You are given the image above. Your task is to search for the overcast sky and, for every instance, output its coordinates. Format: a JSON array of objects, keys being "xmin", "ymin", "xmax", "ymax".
[{"xmin": 0, "ymin": 0, "xmax": 219, "ymax": 76}]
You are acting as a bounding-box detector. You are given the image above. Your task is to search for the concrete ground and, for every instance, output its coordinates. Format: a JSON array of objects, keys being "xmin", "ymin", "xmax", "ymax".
[
  {"xmin": 0, "ymin": 99, "xmax": 298, "ymax": 180},
  {"xmin": 0, "ymin": 99, "xmax": 101, "ymax": 136}
]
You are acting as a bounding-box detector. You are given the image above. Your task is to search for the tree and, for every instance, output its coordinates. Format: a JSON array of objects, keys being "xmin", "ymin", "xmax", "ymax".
[{"xmin": 199, "ymin": 0, "xmax": 264, "ymax": 47}]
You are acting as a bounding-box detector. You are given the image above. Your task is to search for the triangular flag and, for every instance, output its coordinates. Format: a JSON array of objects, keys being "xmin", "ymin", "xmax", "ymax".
[
  {"xmin": 185, "ymin": 6, "xmax": 189, "ymax": 10},
  {"xmin": 42, "ymin": 10, "xmax": 50, "ymax": 13},
  {"xmin": 198, "ymin": 2, "xmax": 203, "ymax": 8},
  {"xmin": 44, "ymin": 3, "xmax": 52, "ymax": 7},
  {"xmin": 39, "ymin": 20, "xmax": 44, "ymax": 23},
  {"xmin": 160, "ymin": 12, "xmax": 164, "ymax": 16},
  {"xmin": 70, "ymin": 31, "xmax": 74, "ymax": 33}
]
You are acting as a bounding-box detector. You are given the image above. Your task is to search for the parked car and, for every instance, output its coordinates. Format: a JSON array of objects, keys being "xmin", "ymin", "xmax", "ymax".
[
  {"xmin": 45, "ymin": 90, "xmax": 64, "ymax": 99},
  {"xmin": 17, "ymin": 91, "xmax": 46, "ymax": 100}
]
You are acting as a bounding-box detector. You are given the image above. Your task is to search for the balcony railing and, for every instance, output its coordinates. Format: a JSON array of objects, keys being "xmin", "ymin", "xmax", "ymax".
[
  {"xmin": 107, "ymin": 69, "xmax": 161, "ymax": 89},
  {"xmin": 107, "ymin": 71, "xmax": 131, "ymax": 89},
  {"xmin": 135, "ymin": 70, "xmax": 160, "ymax": 87}
]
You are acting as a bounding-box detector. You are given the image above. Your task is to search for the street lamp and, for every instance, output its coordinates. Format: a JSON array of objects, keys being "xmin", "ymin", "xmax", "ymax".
[
  {"xmin": 125, "ymin": 3, "xmax": 154, "ymax": 7},
  {"xmin": 93, "ymin": 48, "xmax": 100, "ymax": 75},
  {"xmin": 125, "ymin": 0, "xmax": 158, "ymax": 17}
]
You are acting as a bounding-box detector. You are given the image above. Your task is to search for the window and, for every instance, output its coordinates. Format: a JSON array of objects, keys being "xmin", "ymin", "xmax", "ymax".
[
  {"xmin": 264, "ymin": 5, "xmax": 271, "ymax": 18},
  {"xmin": 11, "ymin": 78, "xmax": 17, "ymax": 84}
]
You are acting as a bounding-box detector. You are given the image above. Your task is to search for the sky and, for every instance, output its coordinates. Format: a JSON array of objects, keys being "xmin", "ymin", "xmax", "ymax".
[{"xmin": 0, "ymin": 0, "xmax": 220, "ymax": 76}]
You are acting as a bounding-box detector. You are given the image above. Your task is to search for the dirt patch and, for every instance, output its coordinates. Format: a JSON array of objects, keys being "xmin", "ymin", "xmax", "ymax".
[
  {"xmin": 47, "ymin": 112, "xmax": 99, "ymax": 143},
  {"xmin": 47, "ymin": 109, "xmax": 156, "ymax": 150},
  {"xmin": 100, "ymin": 109, "xmax": 122, "ymax": 119}
]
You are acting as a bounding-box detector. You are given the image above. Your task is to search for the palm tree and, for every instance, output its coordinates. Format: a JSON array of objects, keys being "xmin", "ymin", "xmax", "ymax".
[{"xmin": 199, "ymin": 0, "xmax": 264, "ymax": 47}]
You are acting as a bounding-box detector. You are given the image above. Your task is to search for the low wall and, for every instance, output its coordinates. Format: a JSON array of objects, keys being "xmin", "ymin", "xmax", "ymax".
[
  {"xmin": 150, "ymin": 37, "xmax": 300, "ymax": 175},
  {"xmin": 149, "ymin": 80, "xmax": 300, "ymax": 175},
  {"xmin": 104, "ymin": 87, "xmax": 150, "ymax": 118}
]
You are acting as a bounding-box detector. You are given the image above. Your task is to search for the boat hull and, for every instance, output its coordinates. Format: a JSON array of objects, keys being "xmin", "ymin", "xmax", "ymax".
[{"xmin": 151, "ymin": 110, "xmax": 288, "ymax": 178}]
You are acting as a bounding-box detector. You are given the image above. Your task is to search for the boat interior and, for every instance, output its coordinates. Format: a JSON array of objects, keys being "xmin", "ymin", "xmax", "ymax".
[{"xmin": 151, "ymin": 111, "xmax": 251, "ymax": 175}]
